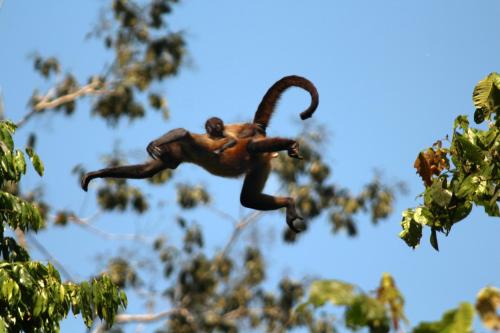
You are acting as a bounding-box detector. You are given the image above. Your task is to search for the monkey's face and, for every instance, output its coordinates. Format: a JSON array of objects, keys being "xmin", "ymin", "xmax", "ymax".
[{"xmin": 205, "ymin": 117, "xmax": 225, "ymax": 138}]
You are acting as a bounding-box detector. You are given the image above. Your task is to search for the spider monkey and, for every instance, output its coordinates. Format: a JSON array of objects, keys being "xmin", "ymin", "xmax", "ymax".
[
  {"xmin": 204, "ymin": 117, "xmax": 237, "ymax": 155},
  {"xmin": 81, "ymin": 75, "xmax": 319, "ymax": 232}
]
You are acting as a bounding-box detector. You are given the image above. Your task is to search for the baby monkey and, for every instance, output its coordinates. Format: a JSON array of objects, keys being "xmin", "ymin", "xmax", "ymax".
[{"xmin": 205, "ymin": 117, "xmax": 237, "ymax": 154}]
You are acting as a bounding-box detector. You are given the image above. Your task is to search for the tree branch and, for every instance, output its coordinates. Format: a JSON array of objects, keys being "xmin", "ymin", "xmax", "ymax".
[
  {"xmin": 16, "ymin": 80, "xmax": 108, "ymax": 127},
  {"xmin": 219, "ymin": 211, "xmax": 262, "ymax": 259},
  {"xmin": 206, "ymin": 204, "xmax": 239, "ymax": 225},
  {"xmin": 114, "ymin": 308, "xmax": 192, "ymax": 323},
  {"xmin": 66, "ymin": 213, "xmax": 153, "ymax": 243}
]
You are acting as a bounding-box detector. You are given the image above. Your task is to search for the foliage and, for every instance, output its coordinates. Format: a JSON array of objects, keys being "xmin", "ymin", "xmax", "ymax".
[
  {"xmin": 400, "ymin": 73, "xmax": 499, "ymax": 250},
  {"xmin": 475, "ymin": 286, "xmax": 500, "ymax": 331},
  {"xmin": 0, "ymin": 121, "xmax": 126, "ymax": 332},
  {"xmin": 299, "ymin": 276, "xmax": 500, "ymax": 333},
  {"xmin": 412, "ymin": 303, "xmax": 474, "ymax": 333},
  {"xmin": 297, "ymin": 274, "xmax": 406, "ymax": 333}
]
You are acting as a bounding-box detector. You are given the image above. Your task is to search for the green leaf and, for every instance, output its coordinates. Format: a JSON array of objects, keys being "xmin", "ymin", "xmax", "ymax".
[
  {"xmin": 308, "ymin": 280, "xmax": 356, "ymax": 307},
  {"xmin": 412, "ymin": 302, "xmax": 474, "ymax": 333},
  {"xmin": 454, "ymin": 115, "xmax": 469, "ymax": 131},
  {"xmin": 472, "ymin": 72, "xmax": 500, "ymax": 124},
  {"xmin": 428, "ymin": 180, "xmax": 453, "ymax": 207},
  {"xmin": 430, "ymin": 228, "xmax": 439, "ymax": 251},
  {"xmin": 456, "ymin": 175, "xmax": 479, "ymax": 198},
  {"xmin": 59, "ymin": 284, "xmax": 66, "ymax": 303},
  {"xmin": 476, "ymin": 129, "xmax": 498, "ymax": 148},
  {"xmin": 33, "ymin": 293, "xmax": 44, "ymax": 317},
  {"xmin": 0, "ymin": 318, "xmax": 6, "ymax": 333},
  {"xmin": 0, "ymin": 121, "xmax": 17, "ymax": 134},
  {"xmin": 449, "ymin": 201, "xmax": 473, "ymax": 224},
  {"xmin": 455, "ymin": 134, "xmax": 484, "ymax": 164},
  {"xmin": 0, "ymin": 191, "xmax": 44, "ymax": 232},
  {"xmin": 345, "ymin": 295, "xmax": 390, "ymax": 332},
  {"xmin": 25, "ymin": 147, "xmax": 44, "ymax": 176},
  {"xmin": 0, "ymin": 127, "xmax": 14, "ymax": 152},
  {"xmin": 399, "ymin": 209, "xmax": 423, "ymax": 248},
  {"xmin": 14, "ymin": 150, "xmax": 26, "ymax": 175},
  {"xmin": 120, "ymin": 290, "xmax": 127, "ymax": 307},
  {"xmin": 414, "ymin": 207, "xmax": 436, "ymax": 226},
  {"xmin": 480, "ymin": 198, "xmax": 500, "ymax": 217}
]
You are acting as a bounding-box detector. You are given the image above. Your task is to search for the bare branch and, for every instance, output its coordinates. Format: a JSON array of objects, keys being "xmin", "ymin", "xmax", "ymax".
[
  {"xmin": 66, "ymin": 213, "xmax": 153, "ymax": 243},
  {"xmin": 16, "ymin": 80, "xmax": 108, "ymax": 127},
  {"xmin": 219, "ymin": 211, "xmax": 262, "ymax": 259},
  {"xmin": 90, "ymin": 307, "xmax": 194, "ymax": 333},
  {"xmin": 115, "ymin": 307, "xmax": 193, "ymax": 324},
  {"xmin": 35, "ymin": 81, "xmax": 102, "ymax": 111},
  {"xmin": 205, "ymin": 204, "xmax": 239, "ymax": 225}
]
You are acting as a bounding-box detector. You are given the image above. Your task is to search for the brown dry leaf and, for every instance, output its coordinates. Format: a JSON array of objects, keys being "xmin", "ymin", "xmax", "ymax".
[
  {"xmin": 414, "ymin": 148, "xmax": 449, "ymax": 187},
  {"xmin": 476, "ymin": 287, "xmax": 500, "ymax": 331}
]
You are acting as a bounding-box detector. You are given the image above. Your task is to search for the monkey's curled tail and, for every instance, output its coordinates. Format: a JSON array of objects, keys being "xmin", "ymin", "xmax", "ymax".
[{"xmin": 253, "ymin": 75, "xmax": 319, "ymax": 131}]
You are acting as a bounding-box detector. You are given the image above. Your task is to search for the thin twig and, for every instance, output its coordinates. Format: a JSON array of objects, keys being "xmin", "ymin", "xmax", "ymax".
[
  {"xmin": 67, "ymin": 214, "xmax": 153, "ymax": 243},
  {"xmin": 219, "ymin": 211, "xmax": 262, "ymax": 259},
  {"xmin": 206, "ymin": 204, "xmax": 239, "ymax": 224},
  {"xmin": 90, "ymin": 307, "xmax": 194, "ymax": 333},
  {"xmin": 25, "ymin": 234, "xmax": 74, "ymax": 281}
]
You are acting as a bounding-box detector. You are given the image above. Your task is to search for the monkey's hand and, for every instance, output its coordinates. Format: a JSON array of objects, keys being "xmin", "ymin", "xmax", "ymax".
[
  {"xmin": 81, "ymin": 174, "xmax": 91, "ymax": 192},
  {"xmin": 214, "ymin": 139, "xmax": 237, "ymax": 155},
  {"xmin": 287, "ymin": 142, "xmax": 303, "ymax": 160}
]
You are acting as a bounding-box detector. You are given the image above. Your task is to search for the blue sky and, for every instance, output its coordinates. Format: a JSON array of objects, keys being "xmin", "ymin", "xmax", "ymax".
[{"xmin": 1, "ymin": 0, "xmax": 499, "ymax": 332}]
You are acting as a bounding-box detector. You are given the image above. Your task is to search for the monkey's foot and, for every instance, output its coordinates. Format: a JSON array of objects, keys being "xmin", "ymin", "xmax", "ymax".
[
  {"xmin": 287, "ymin": 142, "xmax": 303, "ymax": 160},
  {"xmin": 286, "ymin": 206, "xmax": 305, "ymax": 233},
  {"xmin": 146, "ymin": 142, "xmax": 162, "ymax": 160}
]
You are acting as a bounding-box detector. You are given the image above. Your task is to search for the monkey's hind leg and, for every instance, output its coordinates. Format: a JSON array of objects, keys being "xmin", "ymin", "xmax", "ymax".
[
  {"xmin": 81, "ymin": 159, "xmax": 168, "ymax": 191},
  {"xmin": 240, "ymin": 163, "xmax": 304, "ymax": 233}
]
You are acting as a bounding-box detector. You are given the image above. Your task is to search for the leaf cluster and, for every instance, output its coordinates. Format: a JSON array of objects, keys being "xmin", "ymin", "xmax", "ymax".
[
  {"xmin": 401, "ymin": 73, "xmax": 500, "ymax": 250},
  {"xmin": 0, "ymin": 121, "xmax": 126, "ymax": 331},
  {"xmin": 91, "ymin": 0, "xmax": 183, "ymax": 124},
  {"xmin": 297, "ymin": 274, "xmax": 406, "ymax": 333},
  {"xmin": 27, "ymin": 0, "xmax": 182, "ymax": 126}
]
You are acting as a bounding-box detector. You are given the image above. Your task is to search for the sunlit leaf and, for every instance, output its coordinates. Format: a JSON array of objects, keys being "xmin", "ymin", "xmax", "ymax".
[
  {"xmin": 472, "ymin": 72, "xmax": 500, "ymax": 124},
  {"xmin": 412, "ymin": 303, "xmax": 474, "ymax": 333},
  {"xmin": 25, "ymin": 147, "xmax": 44, "ymax": 176},
  {"xmin": 308, "ymin": 280, "xmax": 356, "ymax": 307},
  {"xmin": 399, "ymin": 209, "xmax": 423, "ymax": 248}
]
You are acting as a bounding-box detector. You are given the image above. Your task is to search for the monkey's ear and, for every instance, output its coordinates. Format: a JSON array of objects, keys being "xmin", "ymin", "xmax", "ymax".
[{"xmin": 271, "ymin": 152, "xmax": 279, "ymax": 158}]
